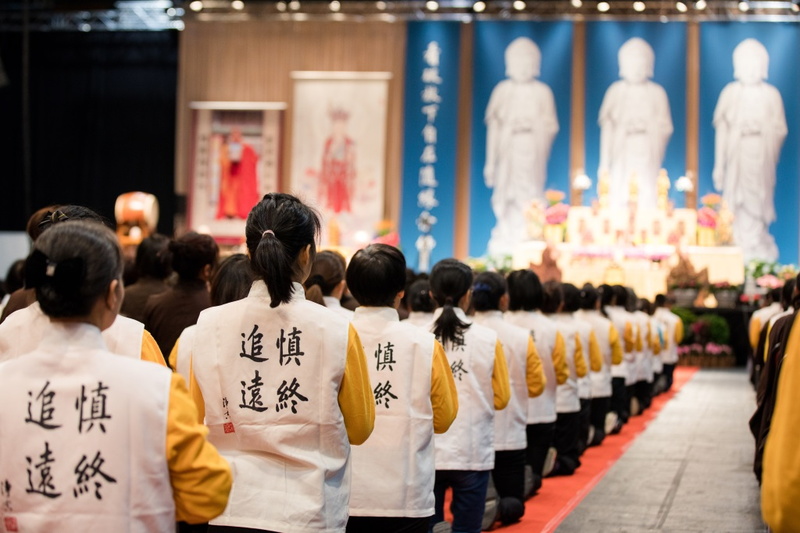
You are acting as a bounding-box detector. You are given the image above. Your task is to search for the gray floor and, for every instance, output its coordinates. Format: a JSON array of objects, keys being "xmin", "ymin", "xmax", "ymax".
[{"xmin": 557, "ymin": 369, "xmax": 766, "ymax": 533}]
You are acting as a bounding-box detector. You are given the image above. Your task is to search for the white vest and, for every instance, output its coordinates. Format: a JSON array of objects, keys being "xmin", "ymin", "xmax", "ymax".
[
  {"xmin": 633, "ymin": 311, "xmax": 654, "ymax": 383},
  {"xmin": 0, "ymin": 302, "xmax": 144, "ymax": 362},
  {"xmin": 650, "ymin": 316, "xmax": 664, "ymax": 375},
  {"xmin": 506, "ymin": 310, "xmax": 559, "ymax": 425},
  {"xmin": 191, "ymin": 281, "xmax": 351, "ymax": 533},
  {"xmin": 605, "ymin": 306, "xmax": 632, "ymax": 383},
  {"xmin": 654, "ymin": 308, "xmax": 680, "ymax": 365},
  {"xmin": 557, "ymin": 314, "xmax": 593, "ymax": 401},
  {"xmin": 323, "ymin": 297, "xmax": 355, "ymax": 320},
  {"xmin": 349, "ymin": 307, "xmax": 436, "ymax": 518},
  {"xmin": 0, "ymin": 323, "xmax": 174, "ymax": 532},
  {"xmin": 546, "ymin": 314, "xmax": 581, "ymax": 414},
  {"xmin": 429, "ymin": 308, "xmax": 498, "ymax": 471},
  {"xmin": 577, "ymin": 310, "xmax": 614, "ymax": 399},
  {"xmin": 406, "ymin": 312, "xmax": 434, "ymax": 328},
  {"xmin": 473, "ymin": 311, "xmax": 530, "ymax": 451},
  {"xmin": 174, "ymin": 324, "xmax": 196, "ymax": 385}
]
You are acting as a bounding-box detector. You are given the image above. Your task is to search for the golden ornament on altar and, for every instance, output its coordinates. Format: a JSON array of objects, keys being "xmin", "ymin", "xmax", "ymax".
[
  {"xmin": 598, "ymin": 171, "xmax": 610, "ymax": 209},
  {"xmin": 657, "ymin": 168, "xmax": 671, "ymax": 212}
]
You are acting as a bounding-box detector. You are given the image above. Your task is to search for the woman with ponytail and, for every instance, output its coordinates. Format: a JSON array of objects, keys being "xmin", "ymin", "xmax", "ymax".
[
  {"xmin": 471, "ymin": 271, "xmax": 545, "ymax": 527},
  {"xmin": 190, "ymin": 193, "xmax": 375, "ymax": 533},
  {"xmin": 427, "ymin": 259, "xmax": 510, "ymax": 533},
  {"xmin": 304, "ymin": 250, "xmax": 353, "ymax": 319}
]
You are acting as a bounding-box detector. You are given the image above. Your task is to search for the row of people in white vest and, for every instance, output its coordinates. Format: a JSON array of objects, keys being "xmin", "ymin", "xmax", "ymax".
[{"xmin": 0, "ymin": 196, "xmax": 683, "ymax": 533}]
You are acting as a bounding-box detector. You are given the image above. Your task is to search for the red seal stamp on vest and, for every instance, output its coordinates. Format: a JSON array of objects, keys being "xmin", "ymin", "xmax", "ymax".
[
  {"xmin": 223, "ymin": 422, "xmax": 235, "ymax": 434},
  {"xmin": 4, "ymin": 517, "xmax": 18, "ymax": 532}
]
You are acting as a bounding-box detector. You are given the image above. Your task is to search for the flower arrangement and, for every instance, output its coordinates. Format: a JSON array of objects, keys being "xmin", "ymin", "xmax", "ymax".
[
  {"xmin": 371, "ymin": 220, "xmax": 399, "ymax": 247},
  {"xmin": 697, "ymin": 206, "xmax": 718, "ymax": 229},
  {"xmin": 709, "ymin": 281, "xmax": 740, "ymax": 294},
  {"xmin": 545, "ymin": 189, "xmax": 566, "ymax": 207},
  {"xmin": 545, "ymin": 202, "xmax": 570, "ymax": 225},
  {"xmin": 700, "ymin": 193, "xmax": 722, "ymax": 209},
  {"xmin": 466, "ymin": 254, "xmax": 512, "ymax": 274},
  {"xmin": 756, "ymin": 274, "xmax": 782, "ymax": 289}
]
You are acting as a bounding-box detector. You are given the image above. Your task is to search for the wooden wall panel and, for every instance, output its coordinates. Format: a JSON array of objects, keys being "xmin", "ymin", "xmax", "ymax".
[{"xmin": 175, "ymin": 20, "xmax": 407, "ymax": 227}]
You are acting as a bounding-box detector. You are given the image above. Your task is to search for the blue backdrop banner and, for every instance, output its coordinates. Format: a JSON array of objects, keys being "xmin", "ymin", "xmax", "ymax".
[
  {"xmin": 469, "ymin": 21, "xmax": 573, "ymax": 258},
  {"xmin": 584, "ymin": 21, "xmax": 687, "ymax": 210},
  {"xmin": 699, "ymin": 22, "xmax": 799, "ymax": 264},
  {"xmin": 400, "ymin": 21, "xmax": 461, "ymax": 272}
]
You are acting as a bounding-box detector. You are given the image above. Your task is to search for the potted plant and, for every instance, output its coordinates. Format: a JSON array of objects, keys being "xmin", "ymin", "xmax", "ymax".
[{"xmin": 710, "ymin": 281, "xmax": 741, "ymax": 309}]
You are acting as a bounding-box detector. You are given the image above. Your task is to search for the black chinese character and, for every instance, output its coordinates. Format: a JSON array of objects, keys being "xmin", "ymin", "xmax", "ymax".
[
  {"xmin": 240, "ymin": 325, "xmax": 267, "ymax": 362},
  {"xmin": 374, "ymin": 381, "xmax": 398, "ymax": 408},
  {"xmin": 276, "ymin": 378, "xmax": 309, "ymax": 414},
  {"xmin": 25, "ymin": 381, "xmax": 61, "ymax": 430},
  {"xmin": 73, "ymin": 451, "xmax": 117, "ymax": 500},
  {"xmin": 375, "ymin": 342, "xmax": 396, "ymax": 372},
  {"xmin": 75, "ymin": 382, "xmax": 111, "ymax": 434},
  {"xmin": 222, "ymin": 396, "xmax": 231, "ymax": 420},
  {"xmin": 26, "ymin": 442, "xmax": 61, "ymax": 498},
  {"xmin": 450, "ymin": 359, "xmax": 469, "ymax": 381},
  {"xmin": 277, "ymin": 327, "xmax": 305, "ymax": 366},
  {"xmin": 1, "ymin": 479, "xmax": 11, "ymax": 512},
  {"xmin": 451, "ymin": 331, "xmax": 466, "ymax": 351},
  {"xmin": 239, "ymin": 370, "xmax": 268, "ymax": 412}
]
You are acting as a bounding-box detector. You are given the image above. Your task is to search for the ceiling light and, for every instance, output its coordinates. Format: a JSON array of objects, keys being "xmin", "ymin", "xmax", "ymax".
[
  {"xmin": 276, "ymin": 1, "xmax": 287, "ymax": 11},
  {"xmin": 329, "ymin": 0, "xmax": 340, "ymax": 11},
  {"xmin": 189, "ymin": 0, "xmax": 203, "ymax": 11},
  {"xmin": 633, "ymin": 1, "xmax": 645, "ymax": 11},
  {"xmin": 231, "ymin": 0, "xmax": 244, "ymax": 10},
  {"xmin": 513, "ymin": 0, "xmax": 526, "ymax": 9},
  {"xmin": 597, "ymin": 1, "xmax": 610, "ymax": 11},
  {"xmin": 289, "ymin": 0, "xmax": 301, "ymax": 11},
  {"xmin": 79, "ymin": 22, "xmax": 91, "ymax": 31},
  {"xmin": 473, "ymin": 1, "xmax": 486, "ymax": 12},
  {"xmin": 792, "ymin": 2, "xmax": 800, "ymax": 12},
  {"xmin": 426, "ymin": 0, "xmax": 439, "ymax": 10},
  {"xmin": 695, "ymin": 0, "xmax": 707, "ymax": 8},
  {"xmin": 738, "ymin": 0, "xmax": 749, "ymax": 10},
  {"xmin": 676, "ymin": 1, "xmax": 688, "ymax": 12},
  {"xmin": 571, "ymin": 0, "xmax": 583, "ymax": 7},
  {"xmin": 166, "ymin": 6, "xmax": 176, "ymax": 16},
  {"xmin": 375, "ymin": 0, "xmax": 387, "ymax": 9}
]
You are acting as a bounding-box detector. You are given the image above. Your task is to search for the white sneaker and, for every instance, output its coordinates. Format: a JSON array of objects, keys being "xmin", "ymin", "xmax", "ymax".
[
  {"xmin": 482, "ymin": 498, "xmax": 498, "ymax": 531},
  {"xmin": 587, "ymin": 425, "xmax": 596, "ymax": 446},
  {"xmin": 605, "ymin": 411, "xmax": 619, "ymax": 435},
  {"xmin": 542, "ymin": 447, "xmax": 557, "ymax": 477},
  {"xmin": 630, "ymin": 397, "xmax": 641, "ymax": 417}
]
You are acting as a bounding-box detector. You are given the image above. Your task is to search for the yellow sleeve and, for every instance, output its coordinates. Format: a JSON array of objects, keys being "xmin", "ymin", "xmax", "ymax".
[
  {"xmin": 675, "ymin": 319, "xmax": 685, "ymax": 345},
  {"xmin": 609, "ymin": 324, "xmax": 623, "ymax": 365},
  {"xmin": 552, "ymin": 332, "xmax": 569, "ymax": 385},
  {"xmin": 168, "ymin": 338, "xmax": 179, "ymax": 371},
  {"xmin": 762, "ymin": 321, "xmax": 800, "ymax": 531},
  {"xmin": 765, "ymin": 321, "xmax": 775, "ymax": 363},
  {"xmin": 624, "ymin": 322, "xmax": 635, "ymax": 353},
  {"xmin": 338, "ymin": 324, "xmax": 375, "ymax": 445},
  {"xmin": 141, "ymin": 329, "xmax": 167, "ymax": 367},
  {"xmin": 431, "ymin": 340, "xmax": 458, "ymax": 434},
  {"xmin": 635, "ymin": 324, "xmax": 644, "ymax": 352},
  {"xmin": 525, "ymin": 336, "xmax": 546, "ymax": 398},
  {"xmin": 750, "ymin": 317, "xmax": 762, "ymax": 351},
  {"xmin": 574, "ymin": 333, "xmax": 587, "ymax": 378},
  {"xmin": 589, "ymin": 331, "xmax": 602, "ymax": 372},
  {"xmin": 166, "ymin": 373, "xmax": 232, "ymax": 524},
  {"xmin": 651, "ymin": 323, "xmax": 662, "ymax": 355},
  {"xmin": 492, "ymin": 340, "xmax": 511, "ymax": 410}
]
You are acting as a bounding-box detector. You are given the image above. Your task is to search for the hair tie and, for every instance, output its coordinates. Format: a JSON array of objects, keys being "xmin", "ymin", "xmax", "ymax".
[
  {"xmin": 473, "ymin": 283, "xmax": 491, "ymax": 293},
  {"xmin": 262, "ymin": 229, "xmax": 275, "ymax": 238},
  {"xmin": 25, "ymin": 249, "xmax": 86, "ymax": 292},
  {"xmin": 444, "ymin": 296, "xmax": 454, "ymax": 305}
]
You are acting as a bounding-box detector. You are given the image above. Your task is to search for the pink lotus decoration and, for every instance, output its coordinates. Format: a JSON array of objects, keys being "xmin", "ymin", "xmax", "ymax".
[
  {"xmin": 545, "ymin": 202, "xmax": 570, "ymax": 225},
  {"xmin": 697, "ymin": 206, "xmax": 718, "ymax": 229}
]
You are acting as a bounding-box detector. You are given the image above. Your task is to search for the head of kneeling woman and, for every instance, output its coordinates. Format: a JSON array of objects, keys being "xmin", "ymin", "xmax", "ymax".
[{"xmin": 26, "ymin": 220, "xmax": 124, "ymax": 331}]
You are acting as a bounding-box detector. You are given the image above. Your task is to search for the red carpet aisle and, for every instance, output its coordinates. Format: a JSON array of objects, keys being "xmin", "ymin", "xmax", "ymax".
[{"xmin": 503, "ymin": 367, "xmax": 699, "ymax": 533}]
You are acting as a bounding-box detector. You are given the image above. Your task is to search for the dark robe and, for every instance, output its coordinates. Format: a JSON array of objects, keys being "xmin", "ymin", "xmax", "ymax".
[
  {"xmin": 143, "ymin": 278, "xmax": 211, "ymax": 363},
  {"xmin": 750, "ymin": 311, "xmax": 797, "ymax": 483}
]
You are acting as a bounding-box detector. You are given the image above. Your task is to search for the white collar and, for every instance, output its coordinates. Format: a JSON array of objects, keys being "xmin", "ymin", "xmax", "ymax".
[
  {"xmin": 249, "ymin": 280, "xmax": 306, "ymax": 303},
  {"xmin": 323, "ymin": 296, "xmax": 343, "ymax": 309},
  {"xmin": 353, "ymin": 306, "xmax": 399, "ymax": 322}
]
